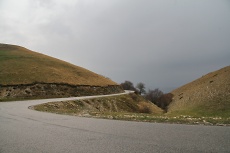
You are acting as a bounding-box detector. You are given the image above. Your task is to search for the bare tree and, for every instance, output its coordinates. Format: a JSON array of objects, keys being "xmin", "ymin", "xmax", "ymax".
[
  {"xmin": 145, "ymin": 88, "xmax": 163, "ymax": 103},
  {"xmin": 136, "ymin": 82, "xmax": 146, "ymax": 95},
  {"xmin": 145, "ymin": 88, "xmax": 173, "ymax": 111}
]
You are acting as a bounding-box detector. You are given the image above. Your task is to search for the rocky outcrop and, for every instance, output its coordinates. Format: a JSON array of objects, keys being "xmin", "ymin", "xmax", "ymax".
[{"xmin": 0, "ymin": 83, "xmax": 124, "ymax": 101}]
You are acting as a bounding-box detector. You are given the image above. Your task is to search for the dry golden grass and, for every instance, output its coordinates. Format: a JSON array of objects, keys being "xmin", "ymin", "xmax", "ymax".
[
  {"xmin": 168, "ymin": 66, "xmax": 230, "ymax": 118},
  {"xmin": 0, "ymin": 44, "xmax": 117, "ymax": 86},
  {"xmin": 138, "ymin": 101, "xmax": 164, "ymax": 114}
]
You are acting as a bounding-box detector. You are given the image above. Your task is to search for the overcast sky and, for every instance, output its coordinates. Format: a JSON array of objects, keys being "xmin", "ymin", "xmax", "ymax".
[{"xmin": 0, "ymin": 0, "xmax": 230, "ymax": 92}]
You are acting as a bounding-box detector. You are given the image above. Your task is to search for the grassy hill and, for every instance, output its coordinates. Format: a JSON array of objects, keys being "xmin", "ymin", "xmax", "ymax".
[
  {"xmin": 0, "ymin": 43, "xmax": 117, "ymax": 86},
  {"xmin": 167, "ymin": 66, "xmax": 230, "ymax": 118},
  {"xmin": 0, "ymin": 43, "xmax": 123, "ymax": 100}
]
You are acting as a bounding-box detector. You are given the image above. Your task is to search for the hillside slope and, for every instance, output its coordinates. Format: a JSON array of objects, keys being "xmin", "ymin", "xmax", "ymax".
[
  {"xmin": 168, "ymin": 66, "xmax": 230, "ymax": 118},
  {"xmin": 0, "ymin": 43, "xmax": 123, "ymax": 100},
  {"xmin": 0, "ymin": 43, "xmax": 117, "ymax": 86}
]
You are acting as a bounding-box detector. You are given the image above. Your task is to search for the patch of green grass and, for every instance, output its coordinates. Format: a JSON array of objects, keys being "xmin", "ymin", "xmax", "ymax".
[{"xmin": 167, "ymin": 97, "xmax": 230, "ymax": 119}]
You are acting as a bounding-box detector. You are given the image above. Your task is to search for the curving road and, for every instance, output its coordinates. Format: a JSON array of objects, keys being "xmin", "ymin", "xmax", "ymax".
[{"xmin": 0, "ymin": 91, "xmax": 230, "ymax": 153}]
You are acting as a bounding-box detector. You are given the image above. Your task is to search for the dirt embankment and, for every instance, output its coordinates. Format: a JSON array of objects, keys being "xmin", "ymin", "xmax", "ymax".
[
  {"xmin": 0, "ymin": 83, "xmax": 124, "ymax": 101},
  {"xmin": 34, "ymin": 93, "xmax": 164, "ymax": 116}
]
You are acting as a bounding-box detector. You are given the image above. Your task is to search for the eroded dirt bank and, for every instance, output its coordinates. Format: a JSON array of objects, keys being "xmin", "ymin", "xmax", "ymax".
[{"xmin": 0, "ymin": 83, "xmax": 123, "ymax": 101}]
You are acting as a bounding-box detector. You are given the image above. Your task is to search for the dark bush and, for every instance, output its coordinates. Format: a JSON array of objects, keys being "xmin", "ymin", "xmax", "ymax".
[{"xmin": 156, "ymin": 93, "xmax": 173, "ymax": 111}]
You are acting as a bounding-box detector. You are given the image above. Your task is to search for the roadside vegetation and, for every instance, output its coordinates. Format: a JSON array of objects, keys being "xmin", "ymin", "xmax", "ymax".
[
  {"xmin": 34, "ymin": 92, "xmax": 230, "ymax": 126},
  {"xmin": 34, "ymin": 93, "xmax": 163, "ymax": 116}
]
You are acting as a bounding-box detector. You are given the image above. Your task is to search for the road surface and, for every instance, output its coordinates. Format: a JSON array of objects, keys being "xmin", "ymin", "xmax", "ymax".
[{"xmin": 0, "ymin": 92, "xmax": 230, "ymax": 153}]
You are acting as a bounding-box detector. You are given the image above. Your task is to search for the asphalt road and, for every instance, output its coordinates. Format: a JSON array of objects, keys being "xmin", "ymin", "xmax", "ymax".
[{"xmin": 0, "ymin": 92, "xmax": 230, "ymax": 153}]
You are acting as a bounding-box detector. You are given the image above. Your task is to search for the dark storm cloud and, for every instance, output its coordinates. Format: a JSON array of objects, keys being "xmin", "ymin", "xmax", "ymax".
[{"xmin": 0, "ymin": 0, "xmax": 230, "ymax": 92}]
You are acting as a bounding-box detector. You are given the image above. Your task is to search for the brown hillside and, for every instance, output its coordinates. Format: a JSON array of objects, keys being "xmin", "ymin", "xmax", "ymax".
[
  {"xmin": 0, "ymin": 43, "xmax": 123, "ymax": 100},
  {"xmin": 0, "ymin": 43, "xmax": 117, "ymax": 86},
  {"xmin": 168, "ymin": 66, "xmax": 230, "ymax": 117}
]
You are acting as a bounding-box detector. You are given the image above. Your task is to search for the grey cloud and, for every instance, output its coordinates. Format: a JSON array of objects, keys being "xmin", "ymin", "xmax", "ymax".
[{"xmin": 0, "ymin": 0, "xmax": 229, "ymax": 92}]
